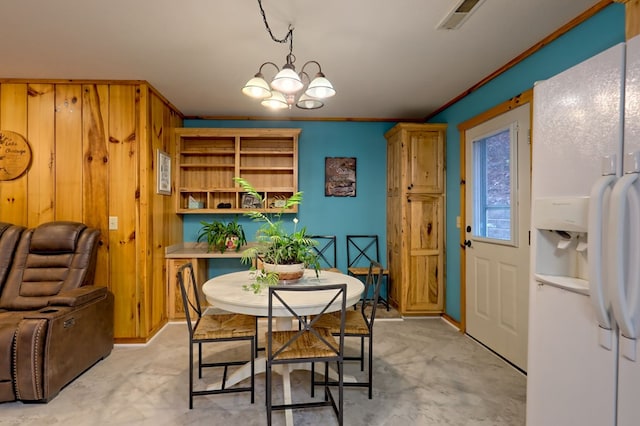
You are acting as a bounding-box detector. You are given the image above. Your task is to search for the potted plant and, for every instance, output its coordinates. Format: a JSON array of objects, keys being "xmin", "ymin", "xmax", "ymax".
[
  {"xmin": 196, "ymin": 216, "xmax": 247, "ymax": 253},
  {"xmin": 233, "ymin": 177, "xmax": 320, "ymax": 293}
]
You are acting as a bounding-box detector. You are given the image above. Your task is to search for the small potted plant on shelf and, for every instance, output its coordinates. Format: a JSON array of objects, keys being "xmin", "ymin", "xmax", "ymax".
[
  {"xmin": 196, "ymin": 216, "xmax": 247, "ymax": 253},
  {"xmin": 233, "ymin": 177, "xmax": 320, "ymax": 293}
]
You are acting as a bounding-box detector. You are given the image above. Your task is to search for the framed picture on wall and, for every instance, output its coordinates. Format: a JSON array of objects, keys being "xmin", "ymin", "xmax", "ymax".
[
  {"xmin": 156, "ymin": 149, "xmax": 171, "ymax": 195},
  {"xmin": 325, "ymin": 157, "xmax": 356, "ymax": 197}
]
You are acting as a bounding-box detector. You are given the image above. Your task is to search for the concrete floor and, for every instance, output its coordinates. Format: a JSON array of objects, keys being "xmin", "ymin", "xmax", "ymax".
[{"xmin": 1, "ymin": 318, "xmax": 526, "ymax": 426}]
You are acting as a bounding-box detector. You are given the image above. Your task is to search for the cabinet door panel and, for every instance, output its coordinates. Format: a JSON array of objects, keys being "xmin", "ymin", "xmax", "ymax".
[
  {"xmin": 166, "ymin": 258, "xmax": 208, "ymax": 319},
  {"xmin": 407, "ymin": 255, "xmax": 442, "ymax": 311},
  {"xmin": 387, "ymin": 195, "xmax": 403, "ymax": 307},
  {"xmin": 408, "ymin": 131, "xmax": 444, "ymax": 193},
  {"xmin": 407, "ymin": 194, "xmax": 443, "ymax": 311},
  {"xmin": 387, "ymin": 133, "xmax": 402, "ymax": 196}
]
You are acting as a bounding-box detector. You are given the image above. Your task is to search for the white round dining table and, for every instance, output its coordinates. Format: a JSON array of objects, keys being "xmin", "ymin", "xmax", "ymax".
[
  {"xmin": 202, "ymin": 268, "xmax": 364, "ymax": 320},
  {"xmin": 201, "ymin": 269, "xmax": 364, "ymax": 426}
]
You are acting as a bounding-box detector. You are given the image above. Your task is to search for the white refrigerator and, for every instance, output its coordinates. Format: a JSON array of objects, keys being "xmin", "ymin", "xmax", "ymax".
[{"xmin": 527, "ymin": 35, "xmax": 640, "ymax": 426}]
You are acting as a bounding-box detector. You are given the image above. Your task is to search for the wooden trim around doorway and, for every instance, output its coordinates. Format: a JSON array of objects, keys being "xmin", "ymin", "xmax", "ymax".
[{"xmin": 456, "ymin": 89, "xmax": 533, "ymax": 333}]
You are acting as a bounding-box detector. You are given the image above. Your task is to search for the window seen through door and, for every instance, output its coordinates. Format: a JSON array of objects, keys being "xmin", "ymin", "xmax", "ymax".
[{"xmin": 472, "ymin": 124, "xmax": 517, "ymax": 244}]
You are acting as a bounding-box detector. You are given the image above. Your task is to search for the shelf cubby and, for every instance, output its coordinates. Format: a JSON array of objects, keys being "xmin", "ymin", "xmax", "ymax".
[{"xmin": 174, "ymin": 128, "xmax": 300, "ymax": 214}]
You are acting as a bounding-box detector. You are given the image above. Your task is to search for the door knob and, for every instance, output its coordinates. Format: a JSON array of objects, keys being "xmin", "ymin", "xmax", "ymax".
[{"xmin": 464, "ymin": 240, "xmax": 472, "ymax": 248}]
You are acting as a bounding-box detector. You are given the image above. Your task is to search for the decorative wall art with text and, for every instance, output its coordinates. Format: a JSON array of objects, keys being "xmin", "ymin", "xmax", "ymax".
[
  {"xmin": 325, "ymin": 157, "xmax": 356, "ymax": 197},
  {"xmin": 0, "ymin": 130, "xmax": 32, "ymax": 181}
]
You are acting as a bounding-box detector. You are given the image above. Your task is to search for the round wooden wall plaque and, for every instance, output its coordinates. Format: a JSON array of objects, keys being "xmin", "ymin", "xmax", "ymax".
[{"xmin": 0, "ymin": 130, "xmax": 32, "ymax": 181}]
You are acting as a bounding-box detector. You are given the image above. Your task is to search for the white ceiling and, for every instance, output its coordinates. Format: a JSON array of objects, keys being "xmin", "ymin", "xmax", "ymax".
[{"xmin": 0, "ymin": 0, "xmax": 602, "ymax": 120}]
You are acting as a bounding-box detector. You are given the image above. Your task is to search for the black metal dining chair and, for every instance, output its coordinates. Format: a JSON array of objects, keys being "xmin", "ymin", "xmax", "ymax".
[
  {"xmin": 266, "ymin": 283, "xmax": 347, "ymax": 426},
  {"xmin": 310, "ymin": 235, "xmax": 341, "ymax": 272},
  {"xmin": 176, "ymin": 262, "xmax": 256, "ymax": 408},
  {"xmin": 346, "ymin": 234, "xmax": 390, "ymax": 310},
  {"xmin": 310, "ymin": 260, "xmax": 384, "ymax": 399}
]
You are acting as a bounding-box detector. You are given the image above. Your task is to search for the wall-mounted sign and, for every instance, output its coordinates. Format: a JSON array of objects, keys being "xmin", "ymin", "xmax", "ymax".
[
  {"xmin": 0, "ymin": 130, "xmax": 32, "ymax": 181},
  {"xmin": 325, "ymin": 157, "xmax": 356, "ymax": 197}
]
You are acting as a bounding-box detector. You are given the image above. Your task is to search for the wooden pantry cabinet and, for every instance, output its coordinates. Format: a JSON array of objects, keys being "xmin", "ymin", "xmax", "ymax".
[
  {"xmin": 386, "ymin": 123, "xmax": 446, "ymax": 315},
  {"xmin": 174, "ymin": 128, "xmax": 299, "ymax": 214}
]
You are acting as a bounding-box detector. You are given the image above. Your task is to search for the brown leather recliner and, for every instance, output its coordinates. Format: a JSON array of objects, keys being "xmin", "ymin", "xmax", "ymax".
[
  {"xmin": 0, "ymin": 221, "xmax": 114, "ymax": 403},
  {"xmin": 0, "ymin": 222, "xmax": 25, "ymax": 291}
]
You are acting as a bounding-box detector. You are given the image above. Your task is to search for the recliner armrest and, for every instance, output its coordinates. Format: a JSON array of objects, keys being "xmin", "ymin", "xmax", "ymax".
[{"xmin": 46, "ymin": 286, "xmax": 108, "ymax": 307}]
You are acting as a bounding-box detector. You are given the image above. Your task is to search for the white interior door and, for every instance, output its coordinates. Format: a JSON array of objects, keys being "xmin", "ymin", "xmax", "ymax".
[{"xmin": 465, "ymin": 104, "xmax": 530, "ymax": 371}]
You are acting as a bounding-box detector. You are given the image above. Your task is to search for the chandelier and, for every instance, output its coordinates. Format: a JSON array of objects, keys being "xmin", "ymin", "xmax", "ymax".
[{"xmin": 242, "ymin": 0, "xmax": 336, "ymax": 110}]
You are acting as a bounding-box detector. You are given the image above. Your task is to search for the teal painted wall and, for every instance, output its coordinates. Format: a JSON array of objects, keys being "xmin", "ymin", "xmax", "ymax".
[
  {"xmin": 428, "ymin": 3, "xmax": 625, "ymax": 320},
  {"xmin": 182, "ymin": 120, "xmax": 396, "ymax": 278},
  {"xmin": 182, "ymin": 3, "xmax": 625, "ymax": 320}
]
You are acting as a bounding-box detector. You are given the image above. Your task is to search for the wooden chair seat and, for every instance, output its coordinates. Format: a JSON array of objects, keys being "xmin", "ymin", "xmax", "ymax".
[
  {"xmin": 269, "ymin": 328, "xmax": 339, "ymax": 360},
  {"xmin": 195, "ymin": 314, "xmax": 256, "ymax": 340},
  {"xmin": 312, "ymin": 311, "xmax": 369, "ymax": 335},
  {"xmin": 347, "ymin": 266, "xmax": 388, "ymax": 276}
]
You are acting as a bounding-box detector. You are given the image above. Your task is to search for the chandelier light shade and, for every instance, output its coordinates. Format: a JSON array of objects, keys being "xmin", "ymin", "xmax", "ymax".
[
  {"xmin": 241, "ymin": 73, "xmax": 271, "ymax": 99},
  {"xmin": 295, "ymin": 93, "xmax": 324, "ymax": 110},
  {"xmin": 260, "ymin": 91, "xmax": 289, "ymax": 109},
  {"xmin": 271, "ymin": 64, "xmax": 304, "ymax": 94},
  {"xmin": 242, "ymin": 0, "xmax": 336, "ymax": 111},
  {"xmin": 306, "ymin": 72, "xmax": 336, "ymax": 99}
]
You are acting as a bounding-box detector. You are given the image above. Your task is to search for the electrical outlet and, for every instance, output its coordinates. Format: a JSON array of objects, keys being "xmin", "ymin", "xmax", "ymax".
[{"xmin": 109, "ymin": 216, "xmax": 118, "ymax": 230}]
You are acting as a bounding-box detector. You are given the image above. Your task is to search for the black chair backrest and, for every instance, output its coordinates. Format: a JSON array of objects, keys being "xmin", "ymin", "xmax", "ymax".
[
  {"xmin": 361, "ymin": 261, "xmax": 385, "ymax": 328},
  {"xmin": 176, "ymin": 262, "xmax": 203, "ymax": 336},
  {"xmin": 267, "ymin": 284, "xmax": 347, "ymax": 361},
  {"xmin": 310, "ymin": 235, "xmax": 337, "ymax": 269},
  {"xmin": 346, "ymin": 235, "xmax": 381, "ymax": 268}
]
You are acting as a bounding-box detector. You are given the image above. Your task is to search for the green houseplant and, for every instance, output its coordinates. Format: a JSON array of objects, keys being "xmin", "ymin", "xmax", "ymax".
[
  {"xmin": 233, "ymin": 177, "xmax": 320, "ymax": 293},
  {"xmin": 196, "ymin": 216, "xmax": 247, "ymax": 253}
]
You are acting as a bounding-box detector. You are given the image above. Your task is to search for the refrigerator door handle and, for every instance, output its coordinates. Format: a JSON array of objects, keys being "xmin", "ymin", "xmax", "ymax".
[
  {"xmin": 588, "ymin": 174, "xmax": 616, "ymax": 349},
  {"xmin": 609, "ymin": 171, "xmax": 640, "ymax": 361}
]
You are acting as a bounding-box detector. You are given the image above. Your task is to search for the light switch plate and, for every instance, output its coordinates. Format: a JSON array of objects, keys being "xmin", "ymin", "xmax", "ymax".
[{"xmin": 108, "ymin": 216, "xmax": 118, "ymax": 230}]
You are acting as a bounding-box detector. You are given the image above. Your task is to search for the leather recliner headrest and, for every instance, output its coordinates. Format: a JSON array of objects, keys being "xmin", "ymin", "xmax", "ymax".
[
  {"xmin": 29, "ymin": 221, "xmax": 87, "ymax": 254},
  {"xmin": 0, "ymin": 222, "xmax": 11, "ymax": 236}
]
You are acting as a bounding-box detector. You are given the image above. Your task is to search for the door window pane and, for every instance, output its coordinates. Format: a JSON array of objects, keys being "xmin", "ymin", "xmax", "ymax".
[{"xmin": 472, "ymin": 124, "xmax": 517, "ymax": 244}]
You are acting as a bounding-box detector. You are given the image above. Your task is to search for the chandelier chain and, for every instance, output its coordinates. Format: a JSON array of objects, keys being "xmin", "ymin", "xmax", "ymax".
[{"xmin": 257, "ymin": 0, "xmax": 294, "ymax": 57}]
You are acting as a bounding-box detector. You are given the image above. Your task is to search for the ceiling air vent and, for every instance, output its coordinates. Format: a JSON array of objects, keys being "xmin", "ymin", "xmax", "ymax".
[{"xmin": 436, "ymin": 0, "xmax": 486, "ymax": 30}]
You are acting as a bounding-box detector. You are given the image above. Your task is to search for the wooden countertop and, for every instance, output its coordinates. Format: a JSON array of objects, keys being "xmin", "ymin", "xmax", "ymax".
[{"xmin": 165, "ymin": 242, "xmax": 258, "ymax": 259}]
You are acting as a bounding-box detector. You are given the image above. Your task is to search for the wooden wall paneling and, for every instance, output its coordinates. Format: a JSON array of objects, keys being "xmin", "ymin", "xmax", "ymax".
[
  {"xmin": 108, "ymin": 85, "xmax": 140, "ymax": 339},
  {"xmin": 54, "ymin": 85, "xmax": 84, "ymax": 222},
  {"xmin": 629, "ymin": 0, "xmax": 640, "ymax": 38},
  {"xmin": 26, "ymin": 84, "xmax": 55, "ymax": 227},
  {"xmin": 149, "ymin": 91, "xmax": 170, "ymax": 328},
  {"xmin": 82, "ymin": 84, "xmax": 111, "ymax": 288},
  {"xmin": 0, "ymin": 84, "xmax": 28, "ymax": 225},
  {"xmin": 136, "ymin": 85, "xmax": 151, "ymax": 336},
  {"xmin": 148, "ymin": 93, "xmax": 165, "ymax": 325},
  {"xmin": 0, "ymin": 79, "xmax": 184, "ymax": 342},
  {"xmin": 169, "ymin": 106, "xmax": 184, "ymax": 244},
  {"xmin": 163, "ymin": 106, "xmax": 184, "ymax": 321}
]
